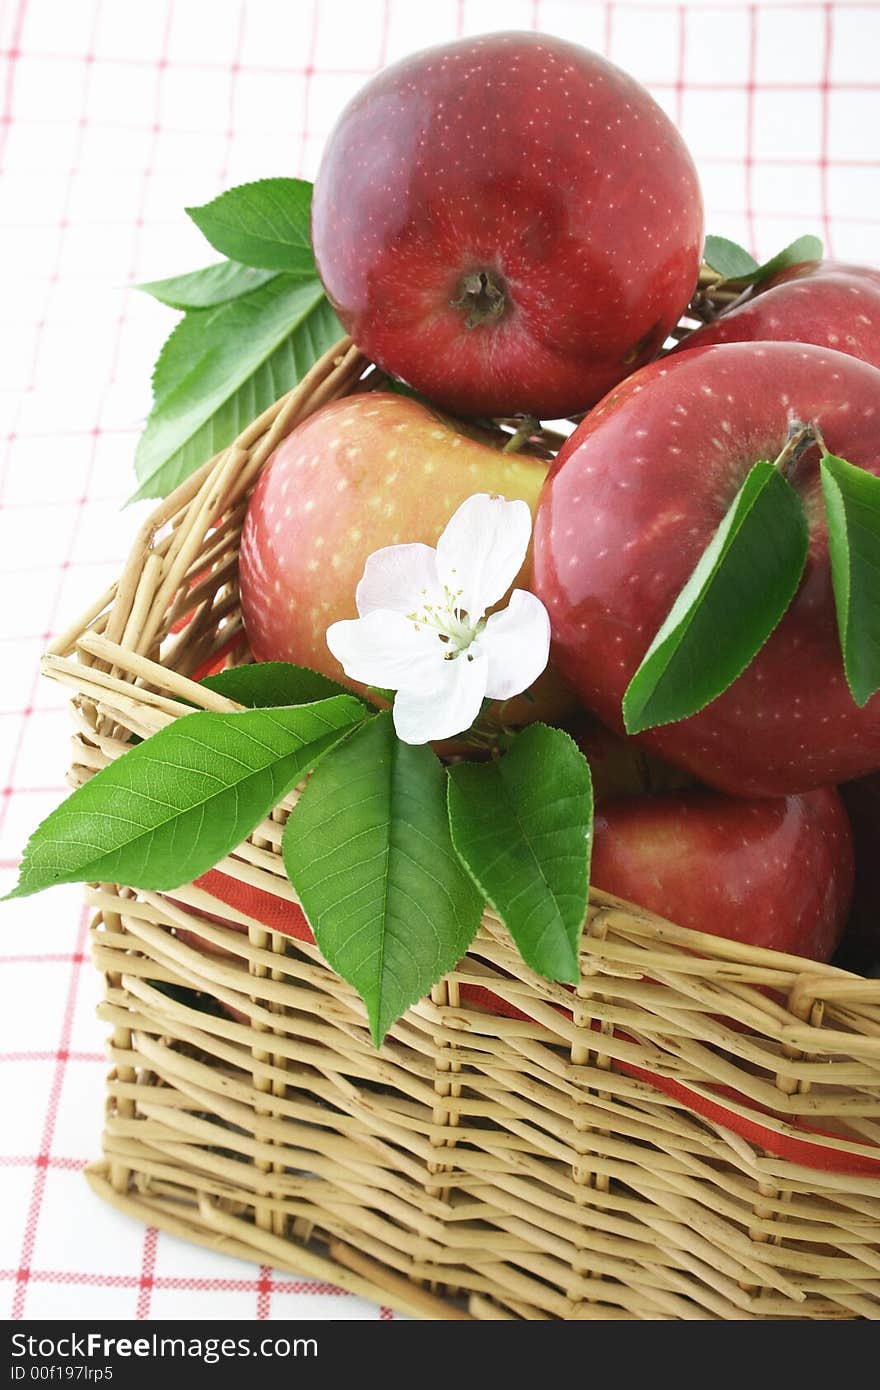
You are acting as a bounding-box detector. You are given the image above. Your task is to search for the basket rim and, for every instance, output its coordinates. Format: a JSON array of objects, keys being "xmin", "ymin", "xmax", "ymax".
[{"xmin": 40, "ymin": 332, "xmax": 880, "ymax": 998}]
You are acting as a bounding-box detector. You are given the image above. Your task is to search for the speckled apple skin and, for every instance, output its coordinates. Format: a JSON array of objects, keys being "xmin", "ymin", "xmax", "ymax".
[
  {"xmin": 591, "ymin": 786, "xmax": 853, "ymax": 961},
  {"xmin": 533, "ymin": 341, "xmax": 880, "ymax": 796},
  {"xmin": 311, "ymin": 32, "xmax": 703, "ymax": 420},
  {"xmin": 675, "ymin": 261, "xmax": 880, "ymax": 367},
  {"xmin": 239, "ymin": 391, "xmax": 575, "ymax": 722}
]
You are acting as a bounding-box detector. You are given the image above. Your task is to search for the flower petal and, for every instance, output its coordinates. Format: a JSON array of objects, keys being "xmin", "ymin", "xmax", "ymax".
[
  {"xmin": 326, "ymin": 609, "xmax": 443, "ymax": 691},
  {"xmin": 393, "ymin": 650, "xmax": 488, "ymax": 745},
  {"xmin": 436, "ymin": 493, "xmax": 533, "ymax": 621},
  {"xmin": 479, "ymin": 589, "xmax": 552, "ymax": 700},
  {"xmin": 355, "ymin": 542, "xmax": 440, "ymax": 617}
]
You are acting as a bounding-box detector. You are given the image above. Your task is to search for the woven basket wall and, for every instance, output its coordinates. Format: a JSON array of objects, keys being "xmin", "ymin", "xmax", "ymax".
[{"xmin": 43, "ymin": 336, "xmax": 880, "ymax": 1321}]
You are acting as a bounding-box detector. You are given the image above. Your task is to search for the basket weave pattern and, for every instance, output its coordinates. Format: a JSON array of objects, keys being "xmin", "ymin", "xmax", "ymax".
[{"xmin": 44, "ymin": 338, "xmax": 880, "ymax": 1321}]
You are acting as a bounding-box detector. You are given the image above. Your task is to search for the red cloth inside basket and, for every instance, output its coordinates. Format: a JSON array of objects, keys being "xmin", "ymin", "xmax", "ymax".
[{"xmin": 185, "ymin": 869, "xmax": 880, "ymax": 1178}]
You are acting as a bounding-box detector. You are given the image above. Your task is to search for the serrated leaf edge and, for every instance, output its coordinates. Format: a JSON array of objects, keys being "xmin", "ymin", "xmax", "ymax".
[
  {"xmin": 129, "ymin": 276, "xmax": 334, "ymax": 504},
  {"xmin": 5, "ymin": 698, "xmax": 365, "ymax": 902},
  {"xmin": 623, "ymin": 462, "xmax": 808, "ymax": 734},
  {"xmin": 820, "ymin": 452, "xmax": 880, "ymax": 708},
  {"xmin": 186, "ymin": 177, "xmax": 315, "ymax": 271},
  {"xmin": 447, "ymin": 724, "xmax": 591, "ymax": 985}
]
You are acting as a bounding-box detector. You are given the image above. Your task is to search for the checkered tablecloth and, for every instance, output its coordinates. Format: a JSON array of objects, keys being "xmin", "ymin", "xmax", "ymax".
[{"xmin": 1, "ymin": 0, "xmax": 878, "ymax": 1323}]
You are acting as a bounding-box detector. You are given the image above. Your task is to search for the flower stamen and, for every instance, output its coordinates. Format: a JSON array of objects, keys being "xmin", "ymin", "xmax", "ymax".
[{"xmin": 406, "ymin": 586, "xmax": 481, "ymax": 658}]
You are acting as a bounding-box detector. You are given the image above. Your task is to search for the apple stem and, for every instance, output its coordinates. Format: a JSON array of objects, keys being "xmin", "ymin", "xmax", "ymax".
[
  {"xmin": 812, "ymin": 422, "xmax": 831, "ymax": 458},
  {"xmin": 450, "ymin": 268, "xmax": 510, "ymax": 329},
  {"xmin": 772, "ymin": 420, "xmax": 819, "ymax": 480},
  {"xmin": 502, "ymin": 416, "xmax": 540, "ymax": 454}
]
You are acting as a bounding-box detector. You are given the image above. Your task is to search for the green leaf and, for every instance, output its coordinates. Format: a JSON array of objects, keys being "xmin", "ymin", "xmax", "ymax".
[
  {"xmin": 703, "ymin": 235, "xmax": 759, "ymax": 282},
  {"xmin": 201, "ymin": 661, "xmax": 351, "ymax": 709},
  {"xmin": 704, "ymin": 233, "xmax": 823, "ymax": 287},
  {"xmin": 131, "ymin": 275, "xmax": 343, "ymax": 502},
  {"xmin": 821, "ymin": 452, "xmax": 880, "ymax": 707},
  {"xmin": 282, "ymin": 712, "xmax": 483, "ymax": 1046},
  {"xmin": 751, "ymin": 234, "xmax": 823, "ymax": 285},
  {"xmin": 6, "ymin": 697, "xmax": 364, "ymax": 900},
  {"xmin": 137, "ymin": 261, "xmax": 279, "ymax": 310},
  {"xmin": 187, "ymin": 178, "xmax": 316, "ymax": 274},
  {"xmin": 447, "ymin": 724, "xmax": 592, "ymax": 984},
  {"xmin": 623, "ymin": 461, "xmax": 808, "ymax": 734},
  {"xmin": 148, "ymin": 308, "xmax": 213, "ymax": 407}
]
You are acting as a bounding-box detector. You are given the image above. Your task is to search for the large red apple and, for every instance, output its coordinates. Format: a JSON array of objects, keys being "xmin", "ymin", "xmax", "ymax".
[
  {"xmin": 838, "ymin": 772, "xmax": 880, "ymax": 968},
  {"xmin": 532, "ymin": 341, "xmax": 880, "ymax": 797},
  {"xmin": 239, "ymin": 391, "xmax": 573, "ymax": 724},
  {"xmin": 591, "ymin": 785, "xmax": 853, "ymax": 961},
  {"xmin": 311, "ymin": 32, "xmax": 703, "ymax": 420},
  {"xmin": 676, "ymin": 261, "xmax": 880, "ymax": 369}
]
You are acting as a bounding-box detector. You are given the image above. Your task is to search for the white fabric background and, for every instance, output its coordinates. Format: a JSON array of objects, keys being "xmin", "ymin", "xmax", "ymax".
[{"xmin": 1, "ymin": 0, "xmax": 878, "ymax": 1321}]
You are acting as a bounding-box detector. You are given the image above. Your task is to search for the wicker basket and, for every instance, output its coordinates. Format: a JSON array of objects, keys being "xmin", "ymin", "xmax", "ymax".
[{"xmin": 43, "ymin": 336, "xmax": 880, "ymax": 1321}]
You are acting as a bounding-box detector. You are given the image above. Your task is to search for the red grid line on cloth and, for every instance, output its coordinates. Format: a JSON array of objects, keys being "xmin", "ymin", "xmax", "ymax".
[
  {"xmin": 10, "ymin": 903, "xmax": 89, "ymax": 1318},
  {"xmin": 0, "ymin": 954, "xmax": 87, "ymax": 966},
  {"xmin": 0, "ymin": 0, "xmax": 28, "ymax": 159},
  {"xmin": 217, "ymin": 0, "xmax": 246, "ymax": 191},
  {"xmin": 0, "ymin": 1157, "xmax": 89, "ymax": 1172},
  {"xmin": 0, "ymin": 7, "xmax": 103, "ymax": 499},
  {"xmin": 297, "ymin": 4, "xmax": 319, "ymax": 178},
  {"xmin": 819, "ymin": 1, "xmax": 835, "ymax": 257},
  {"xmin": 0, "ymin": 0, "xmax": 170, "ymax": 828},
  {"xmin": 256, "ymin": 1264, "xmax": 272, "ymax": 1320},
  {"xmin": 744, "ymin": 3, "xmax": 758, "ymax": 254},
  {"xmin": 0, "ymin": 557, "xmax": 108, "ymax": 580},
  {"xmin": 0, "ymin": 428, "xmax": 137, "ymax": 441},
  {"xmin": 0, "ymin": 1269, "xmax": 350, "ymax": 1296},
  {"xmin": 98, "ymin": 1, "xmax": 177, "ymax": 1313},
  {"xmin": 2, "ymin": 786, "xmax": 69, "ymax": 799},
  {"xmin": 0, "ymin": 713, "xmax": 75, "ymax": 726},
  {"xmin": 0, "ymin": 1051, "xmax": 104, "ymax": 1063},
  {"xmin": 136, "ymin": 1228, "xmax": 158, "ymax": 1321},
  {"xmin": 0, "ymin": 9, "xmax": 107, "ymax": 818},
  {"xmin": 675, "ymin": 3, "xmax": 686, "ymax": 127},
  {"xmin": 0, "ymin": 499, "xmax": 129, "ymax": 519},
  {"xmin": 5, "ymin": 133, "xmax": 878, "ymax": 167},
  {"xmin": 1, "ymin": 53, "xmax": 879, "ymax": 92}
]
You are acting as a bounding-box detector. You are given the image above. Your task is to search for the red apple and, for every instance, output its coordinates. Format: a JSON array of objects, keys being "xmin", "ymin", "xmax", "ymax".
[
  {"xmin": 311, "ymin": 32, "xmax": 703, "ymax": 420},
  {"xmin": 839, "ymin": 772, "xmax": 880, "ymax": 967},
  {"xmin": 533, "ymin": 341, "xmax": 880, "ymax": 797},
  {"xmin": 675, "ymin": 261, "xmax": 880, "ymax": 369},
  {"xmin": 591, "ymin": 785, "xmax": 853, "ymax": 961},
  {"xmin": 239, "ymin": 390, "xmax": 574, "ymax": 725}
]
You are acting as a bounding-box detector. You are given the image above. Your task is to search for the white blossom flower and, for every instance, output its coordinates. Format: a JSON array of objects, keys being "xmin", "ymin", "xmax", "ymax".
[{"xmin": 326, "ymin": 493, "xmax": 551, "ymax": 744}]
